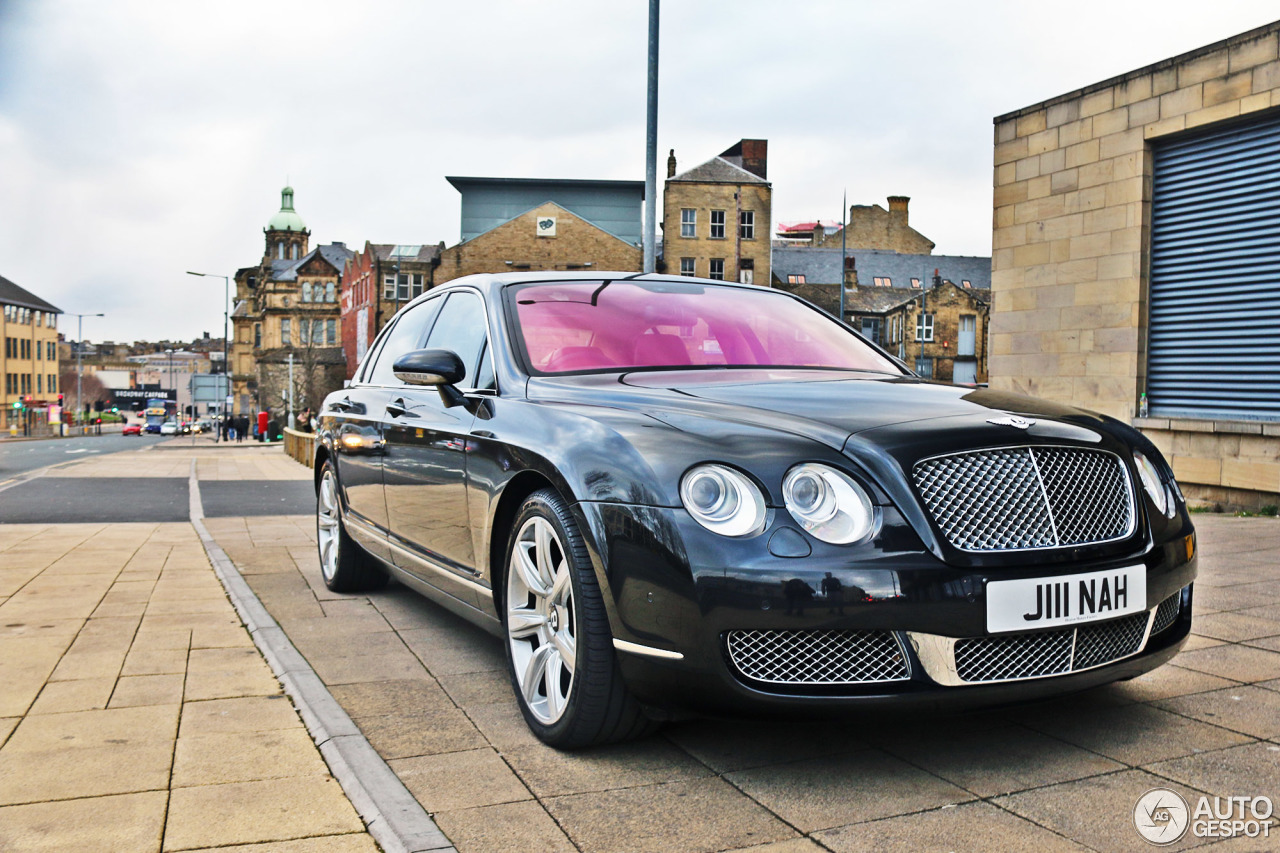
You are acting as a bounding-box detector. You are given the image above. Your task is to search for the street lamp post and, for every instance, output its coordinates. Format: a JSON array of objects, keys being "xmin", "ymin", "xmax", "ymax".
[
  {"xmin": 187, "ymin": 271, "xmax": 230, "ymax": 442},
  {"xmin": 165, "ymin": 348, "xmax": 175, "ymax": 418},
  {"xmin": 67, "ymin": 312, "xmax": 104, "ymax": 437}
]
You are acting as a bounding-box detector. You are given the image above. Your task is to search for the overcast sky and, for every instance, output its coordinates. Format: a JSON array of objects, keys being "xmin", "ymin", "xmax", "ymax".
[{"xmin": 2, "ymin": 1, "xmax": 1277, "ymax": 343}]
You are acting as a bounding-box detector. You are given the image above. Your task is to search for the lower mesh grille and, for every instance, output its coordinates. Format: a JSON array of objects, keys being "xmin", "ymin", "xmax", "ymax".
[
  {"xmin": 1151, "ymin": 590, "xmax": 1183, "ymax": 635},
  {"xmin": 725, "ymin": 629, "xmax": 910, "ymax": 685},
  {"xmin": 954, "ymin": 612, "xmax": 1149, "ymax": 683}
]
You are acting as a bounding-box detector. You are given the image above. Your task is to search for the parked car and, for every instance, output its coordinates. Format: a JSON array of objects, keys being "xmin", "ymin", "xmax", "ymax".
[
  {"xmin": 159, "ymin": 421, "xmax": 179, "ymax": 436},
  {"xmin": 121, "ymin": 423, "xmax": 142, "ymax": 436},
  {"xmin": 198, "ymin": 419, "xmax": 213, "ymax": 433},
  {"xmin": 315, "ymin": 273, "xmax": 1196, "ymax": 748}
]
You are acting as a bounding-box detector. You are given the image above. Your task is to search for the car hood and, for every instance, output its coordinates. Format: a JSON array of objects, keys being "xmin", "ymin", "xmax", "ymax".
[{"xmin": 526, "ymin": 369, "xmax": 1113, "ymax": 453}]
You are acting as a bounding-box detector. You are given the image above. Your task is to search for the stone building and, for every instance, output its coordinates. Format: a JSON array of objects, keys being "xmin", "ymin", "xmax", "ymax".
[
  {"xmin": 783, "ymin": 197, "xmax": 936, "ymax": 255},
  {"xmin": 0, "ymin": 273, "xmax": 62, "ymax": 433},
  {"xmin": 663, "ymin": 139, "xmax": 772, "ymax": 284},
  {"xmin": 231, "ymin": 187, "xmax": 351, "ymax": 417},
  {"xmin": 436, "ymin": 177, "xmax": 643, "ymax": 284},
  {"xmin": 341, "ymin": 242, "xmax": 443, "ymax": 378},
  {"xmin": 991, "ymin": 21, "xmax": 1280, "ymax": 509}
]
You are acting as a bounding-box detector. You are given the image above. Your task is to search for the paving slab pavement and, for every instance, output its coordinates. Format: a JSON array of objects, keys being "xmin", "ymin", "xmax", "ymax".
[{"xmin": 6, "ymin": 443, "xmax": 1280, "ymax": 852}]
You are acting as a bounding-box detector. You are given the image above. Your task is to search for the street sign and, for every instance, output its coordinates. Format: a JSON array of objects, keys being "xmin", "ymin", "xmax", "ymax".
[{"xmin": 190, "ymin": 373, "xmax": 230, "ymax": 404}]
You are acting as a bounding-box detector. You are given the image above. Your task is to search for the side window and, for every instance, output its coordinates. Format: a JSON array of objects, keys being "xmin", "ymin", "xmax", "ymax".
[
  {"xmin": 424, "ymin": 292, "xmax": 488, "ymax": 389},
  {"xmin": 473, "ymin": 340, "xmax": 496, "ymax": 393},
  {"xmin": 366, "ymin": 297, "xmax": 444, "ymax": 386}
]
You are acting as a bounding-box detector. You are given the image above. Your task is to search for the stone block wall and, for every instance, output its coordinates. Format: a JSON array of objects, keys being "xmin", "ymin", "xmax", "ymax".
[
  {"xmin": 991, "ymin": 22, "xmax": 1280, "ymax": 508},
  {"xmin": 662, "ymin": 181, "xmax": 772, "ymax": 283}
]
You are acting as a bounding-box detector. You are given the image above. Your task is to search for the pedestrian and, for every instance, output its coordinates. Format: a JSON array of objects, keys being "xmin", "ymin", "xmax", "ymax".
[{"xmin": 296, "ymin": 407, "xmax": 313, "ymax": 433}]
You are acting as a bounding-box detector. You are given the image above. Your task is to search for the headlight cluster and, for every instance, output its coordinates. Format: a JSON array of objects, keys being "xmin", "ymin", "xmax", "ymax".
[
  {"xmin": 1133, "ymin": 450, "xmax": 1180, "ymax": 518},
  {"xmin": 782, "ymin": 464, "xmax": 874, "ymax": 544},
  {"xmin": 680, "ymin": 462, "xmax": 876, "ymax": 543},
  {"xmin": 679, "ymin": 465, "xmax": 766, "ymax": 537}
]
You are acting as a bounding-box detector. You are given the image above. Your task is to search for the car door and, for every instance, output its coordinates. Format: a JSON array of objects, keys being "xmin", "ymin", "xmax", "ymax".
[
  {"xmin": 332, "ymin": 297, "xmax": 444, "ymax": 561},
  {"xmin": 382, "ymin": 289, "xmax": 492, "ymax": 605}
]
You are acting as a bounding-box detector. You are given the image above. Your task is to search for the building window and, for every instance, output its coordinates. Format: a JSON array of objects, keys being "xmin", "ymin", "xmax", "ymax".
[
  {"xmin": 301, "ymin": 282, "xmax": 312, "ymax": 303},
  {"xmin": 680, "ymin": 258, "xmax": 695, "ymax": 276},
  {"xmin": 47, "ymin": 342, "xmax": 54, "ymax": 360},
  {"xmin": 710, "ymin": 210, "xmax": 726, "ymax": 239},
  {"xmin": 254, "ymin": 323, "xmax": 262, "ymax": 348},
  {"xmin": 411, "ymin": 274, "xmax": 424, "ymax": 299},
  {"xmin": 739, "ymin": 211, "xmax": 754, "ymax": 239},
  {"xmin": 281, "ymin": 318, "xmax": 291, "ymax": 346},
  {"xmin": 277, "ymin": 241, "xmax": 285, "ymax": 259},
  {"xmin": 326, "ymin": 282, "xmax": 336, "ymax": 302},
  {"xmin": 915, "ymin": 313, "xmax": 934, "ymax": 342},
  {"xmin": 383, "ymin": 276, "xmax": 396, "ymax": 300},
  {"xmin": 291, "ymin": 244, "xmax": 300, "ymax": 260},
  {"xmin": 681, "ymin": 209, "xmax": 696, "ymax": 238},
  {"xmin": 312, "ymin": 319, "xmax": 324, "ymax": 345},
  {"xmin": 37, "ymin": 374, "xmax": 42, "ymax": 394},
  {"xmin": 709, "ymin": 259, "xmax": 725, "ymax": 280},
  {"xmin": 961, "ymin": 279, "xmax": 972, "ymax": 288},
  {"xmin": 860, "ymin": 317, "xmax": 881, "ymax": 344},
  {"xmin": 327, "ymin": 319, "xmax": 337, "ymax": 345},
  {"xmin": 911, "ymin": 278, "xmax": 921, "ymax": 289},
  {"xmin": 397, "ymin": 274, "xmax": 411, "ymax": 301},
  {"xmin": 787, "ymin": 274, "xmax": 806, "ymax": 284},
  {"xmin": 914, "ymin": 356, "xmax": 934, "ymax": 378},
  {"xmin": 49, "ymin": 374, "xmax": 56, "ymax": 393},
  {"xmin": 739, "ymin": 257, "xmax": 754, "ymax": 284}
]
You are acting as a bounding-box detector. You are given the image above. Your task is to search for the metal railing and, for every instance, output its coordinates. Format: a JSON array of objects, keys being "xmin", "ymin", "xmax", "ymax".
[{"xmin": 283, "ymin": 426, "xmax": 315, "ymax": 468}]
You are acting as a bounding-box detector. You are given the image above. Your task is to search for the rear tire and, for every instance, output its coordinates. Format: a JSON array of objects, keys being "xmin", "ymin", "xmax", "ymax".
[
  {"xmin": 502, "ymin": 488, "xmax": 657, "ymax": 748},
  {"xmin": 316, "ymin": 460, "xmax": 388, "ymax": 593}
]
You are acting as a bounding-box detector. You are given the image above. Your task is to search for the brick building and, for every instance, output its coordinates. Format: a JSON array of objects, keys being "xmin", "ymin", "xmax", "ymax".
[
  {"xmin": 1, "ymin": 274, "xmax": 62, "ymax": 434},
  {"xmin": 991, "ymin": 21, "xmax": 1280, "ymax": 508},
  {"xmin": 341, "ymin": 242, "xmax": 443, "ymax": 378},
  {"xmin": 663, "ymin": 139, "xmax": 772, "ymax": 284},
  {"xmin": 231, "ymin": 186, "xmax": 352, "ymax": 417}
]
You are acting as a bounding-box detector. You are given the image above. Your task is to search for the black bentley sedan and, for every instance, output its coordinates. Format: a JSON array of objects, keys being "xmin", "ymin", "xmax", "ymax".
[{"xmin": 315, "ymin": 272, "xmax": 1196, "ymax": 748}]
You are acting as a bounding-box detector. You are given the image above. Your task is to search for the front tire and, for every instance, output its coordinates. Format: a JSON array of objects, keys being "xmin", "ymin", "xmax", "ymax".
[
  {"xmin": 316, "ymin": 461, "xmax": 388, "ymax": 593},
  {"xmin": 502, "ymin": 489, "xmax": 656, "ymax": 748}
]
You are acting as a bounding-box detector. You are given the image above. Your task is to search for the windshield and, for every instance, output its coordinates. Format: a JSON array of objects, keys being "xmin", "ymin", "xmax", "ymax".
[{"xmin": 509, "ymin": 281, "xmax": 903, "ymax": 375}]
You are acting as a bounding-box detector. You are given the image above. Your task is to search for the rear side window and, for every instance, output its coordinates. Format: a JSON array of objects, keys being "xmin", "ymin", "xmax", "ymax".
[
  {"xmin": 365, "ymin": 297, "xmax": 444, "ymax": 386},
  {"xmin": 424, "ymin": 292, "xmax": 489, "ymax": 389}
]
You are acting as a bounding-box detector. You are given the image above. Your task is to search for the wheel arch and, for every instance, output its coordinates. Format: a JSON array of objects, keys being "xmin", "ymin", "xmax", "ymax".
[{"xmin": 487, "ymin": 470, "xmax": 559, "ymax": 613}]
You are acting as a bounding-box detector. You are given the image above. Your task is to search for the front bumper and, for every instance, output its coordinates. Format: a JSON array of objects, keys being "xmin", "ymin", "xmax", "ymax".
[{"xmin": 574, "ymin": 502, "xmax": 1197, "ymax": 717}]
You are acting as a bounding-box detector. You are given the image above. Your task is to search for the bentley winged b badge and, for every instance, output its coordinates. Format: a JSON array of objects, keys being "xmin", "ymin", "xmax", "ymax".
[{"xmin": 987, "ymin": 414, "xmax": 1036, "ymax": 429}]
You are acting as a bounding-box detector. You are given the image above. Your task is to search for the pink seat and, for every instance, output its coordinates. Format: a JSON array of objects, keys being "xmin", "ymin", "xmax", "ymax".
[{"xmin": 633, "ymin": 333, "xmax": 690, "ymax": 366}]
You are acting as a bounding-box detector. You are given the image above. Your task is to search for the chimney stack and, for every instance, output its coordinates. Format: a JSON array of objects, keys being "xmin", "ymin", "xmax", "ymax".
[
  {"xmin": 887, "ymin": 196, "xmax": 910, "ymax": 226},
  {"xmin": 667, "ymin": 149, "xmax": 676, "ymax": 179}
]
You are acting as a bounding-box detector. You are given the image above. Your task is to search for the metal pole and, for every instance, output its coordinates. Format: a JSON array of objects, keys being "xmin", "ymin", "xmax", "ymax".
[
  {"xmin": 642, "ymin": 0, "xmax": 659, "ymax": 274},
  {"xmin": 287, "ymin": 352, "xmax": 295, "ymax": 430},
  {"xmin": 76, "ymin": 315, "xmax": 83, "ymax": 436},
  {"xmin": 839, "ymin": 190, "xmax": 847, "ymax": 323},
  {"xmin": 188, "ymin": 270, "xmax": 231, "ymax": 441}
]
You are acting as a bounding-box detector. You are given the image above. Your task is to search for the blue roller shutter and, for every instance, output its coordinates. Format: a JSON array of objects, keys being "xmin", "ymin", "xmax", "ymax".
[{"xmin": 1149, "ymin": 114, "xmax": 1280, "ymax": 421}]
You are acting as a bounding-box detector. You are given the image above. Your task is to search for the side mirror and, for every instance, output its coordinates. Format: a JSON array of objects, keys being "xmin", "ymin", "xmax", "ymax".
[{"xmin": 393, "ymin": 349, "xmax": 465, "ymax": 387}]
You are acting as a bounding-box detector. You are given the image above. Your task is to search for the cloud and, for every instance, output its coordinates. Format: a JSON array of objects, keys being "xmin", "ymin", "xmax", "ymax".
[{"xmin": 1, "ymin": 0, "xmax": 1278, "ymax": 341}]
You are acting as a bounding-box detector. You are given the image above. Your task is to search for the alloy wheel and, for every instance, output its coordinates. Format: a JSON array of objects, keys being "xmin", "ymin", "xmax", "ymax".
[
  {"xmin": 506, "ymin": 516, "xmax": 577, "ymax": 724},
  {"xmin": 317, "ymin": 468, "xmax": 340, "ymax": 582}
]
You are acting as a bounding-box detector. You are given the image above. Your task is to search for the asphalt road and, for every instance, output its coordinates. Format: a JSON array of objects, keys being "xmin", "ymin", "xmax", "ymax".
[{"xmin": 0, "ymin": 432, "xmax": 164, "ymax": 479}]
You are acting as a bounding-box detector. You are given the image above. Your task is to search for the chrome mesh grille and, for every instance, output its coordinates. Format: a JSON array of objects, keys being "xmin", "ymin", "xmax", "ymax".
[
  {"xmin": 913, "ymin": 446, "xmax": 1135, "ymax": 552},
  {"xmin": 955, "ymin": 629, "xmax": 1073, "ymax": 681},
  {"xmin": 953, "ymin": 612, "xmax": 1150, "ymax": 683},
  {"xmin": 1072, "ymin": 612, "xmax": 1149, "ymax": 670},
  {"xmin": 1151, "ymin": 590, "xmax": 1183, "ymax": 635},
  {"xmin": 725, "ymin": 629, "xmax": 910, "ymax": 685}
]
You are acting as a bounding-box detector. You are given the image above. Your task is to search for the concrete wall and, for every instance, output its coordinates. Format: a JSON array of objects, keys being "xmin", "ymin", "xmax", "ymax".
[{"xmin": 991, "ymin": 22, "xmax": 1280, "ymax": 508}]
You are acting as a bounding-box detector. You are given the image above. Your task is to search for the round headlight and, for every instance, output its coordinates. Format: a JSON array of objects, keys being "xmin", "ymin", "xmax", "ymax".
[
  {"xmin": 680, "ymin": 464, "xmax": 766, "ymax": 537},
  {"xmin": 783, "ymin": 463, "xmax": 875, "ymax": 544},
  {"xmin": 1133, "ymin": 450, "xmax": 1168, "ymax": 516}
]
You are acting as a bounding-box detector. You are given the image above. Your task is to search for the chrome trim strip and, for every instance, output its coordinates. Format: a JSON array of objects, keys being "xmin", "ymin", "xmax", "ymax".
[
  {"xmin": 384, "ymin": 537, "xmax": 494, "ymax": 602},
  {"xmin": 612, "ymin": 639, "xmax": 684, "ymax": 661}
]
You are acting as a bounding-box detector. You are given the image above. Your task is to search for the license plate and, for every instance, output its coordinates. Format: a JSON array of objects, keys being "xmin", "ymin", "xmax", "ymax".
[{"xmin": 986, "ymin": 566, "xmax": 1146, "ymax": 634}]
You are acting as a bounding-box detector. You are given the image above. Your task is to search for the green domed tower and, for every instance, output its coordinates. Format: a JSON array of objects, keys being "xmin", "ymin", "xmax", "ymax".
[{"xmin": 264, "ymin": 185, "xmax": 310, "ymax": 262}]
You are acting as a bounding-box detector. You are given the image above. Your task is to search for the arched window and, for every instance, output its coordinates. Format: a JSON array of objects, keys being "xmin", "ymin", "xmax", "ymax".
[
  {"xmin": 325, "ymin": 282, "xmax": 335, "ymax": 302},
  {"xmin": 301, "ymin": 282, "xmax": 312, "ymax": 303},
  {"xmin": 291, "ymin": 243, "xmax": 300, "ymax": 260},
  {"xmin": 277, "ymin": 241, "xmax": 285, "ymax": 259}
]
